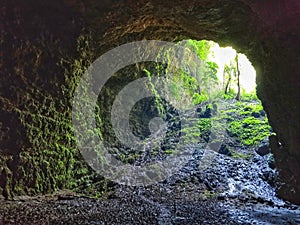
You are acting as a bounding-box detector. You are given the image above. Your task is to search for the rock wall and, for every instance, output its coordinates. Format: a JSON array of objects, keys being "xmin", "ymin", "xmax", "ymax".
[
  {"xmin": 0, "ymin": 0, "xmax": 299, "ymax": 203},
  {"xmin": 0, "ymin": 0, "xmax": 85, "ymax": 198}
]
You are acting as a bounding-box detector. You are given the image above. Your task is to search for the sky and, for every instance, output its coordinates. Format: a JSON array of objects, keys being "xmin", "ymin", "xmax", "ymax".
[{"xmin": 209, "ymin": 44, "xmax": 256, "ymax": 93}]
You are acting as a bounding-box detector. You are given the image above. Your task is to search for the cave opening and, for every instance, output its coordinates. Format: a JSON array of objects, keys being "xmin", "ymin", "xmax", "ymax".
[
  {"xmin": 88, "ymin": 39, "xmax": 278, "ymax": 203},
  {"xmin": 98, "ymin": 39, "xmax": 273, "ymax": 161}
]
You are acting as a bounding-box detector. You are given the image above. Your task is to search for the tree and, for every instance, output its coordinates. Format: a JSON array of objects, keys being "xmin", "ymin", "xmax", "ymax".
[
  {"xmin": 223, "ymin": 53, "xmax": 241, "ymax": 100},
  {"xmin": 235, "ymin": 53, "xmax": 241, "ymax": 100},
  {"xmin": 223, "ymin": 64, "xmax": 232, "ymax": 95}
]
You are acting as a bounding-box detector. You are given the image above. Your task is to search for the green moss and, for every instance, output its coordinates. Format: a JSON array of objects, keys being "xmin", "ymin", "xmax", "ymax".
[
  {"xmin": 181, "ymin": 117, "xmax": 212, "ymax": 144},
  {"xmin": 241, "ymin": 92, "xmax": 259, "ymax": 101},
  {"xmin": 0, "ymin": 33, "xmax": 110, "ymax": 198},
  {"xmin": 228, "ymin": 113, "xmax": 271, "ymax": 146},
  {"xmin": 192, "ymin": 93, "xmax": 208, "ymax": 104},
  {"xmin": 202, "ymin": 190, "xmax": 218, "ymax": 199},
  {"xmin": 230, "ymin": 149, "xmax": 252, "ymax": 160},
  {"xmin": 165, "ymin": 149, "xmax": 174, "ymax": 154}
]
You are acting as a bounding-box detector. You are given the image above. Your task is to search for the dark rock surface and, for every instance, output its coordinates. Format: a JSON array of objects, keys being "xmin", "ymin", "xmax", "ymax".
[
  {"xmin": 256, "ymin": 140, "xmax": 271, "ymax": 156},
  {"xmin": 1, "ymin": 147, "xmax": 300, "ymax": 225},
  {"xmin": 218, "ymin": 144, "xmax": 232, "ymax": 156}
]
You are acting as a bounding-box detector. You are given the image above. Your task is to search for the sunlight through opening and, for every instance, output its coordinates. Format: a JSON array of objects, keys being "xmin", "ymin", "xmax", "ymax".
[{"xmin": 209, "ymin": 43, "xmax": 256, "ymax": 93}]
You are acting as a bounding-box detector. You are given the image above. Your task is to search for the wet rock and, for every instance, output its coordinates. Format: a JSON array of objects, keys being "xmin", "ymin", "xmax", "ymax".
[
  {"xmin": 238, "ymin": 194, "xmax": 248, "ymax": 202},
  {"xmin": 259, "ymin": 110, "xmax": 266, "ymax": 116},
  {"xmin": 256, "ymin": 144, "xmax": 270, "ymax": 156},
  {"xmin": 251, "ymin": 111, "xmax": 260, "ymax": 118},
  {"xmin": 217, "ymin": 193, "xmax": 226, "ymax": 200},
  {"xmin": 212, "ymin": 103, "xmax": 218, "ymax": 115},
  {"xmin": 196, "ymin": 107, "xmax": 202, "ymax": 114},
  {"xmin": 218, "ymin": 144, "xmax": 232, "ymax": 156},
  {"xmin": 200, "ymin": 104, "xmax": 215, "ymax": 118},
  {"xmin": 244, "ymin": 107, "xmax": 251, "ymax": 112},
  {"xmin": 266, "ymin": 154, "xmax": 276, "ymax": 169},
  {"xmin": 227, "ymin": 193, "xmax": 238, "ymax": 199},
  {"xmin": 256, "ymin": 139, "xmax": 271, "ymax": 156},
  {"xmin": 173, "ymin": 216, "xmax": 186, "ymax": 223}
]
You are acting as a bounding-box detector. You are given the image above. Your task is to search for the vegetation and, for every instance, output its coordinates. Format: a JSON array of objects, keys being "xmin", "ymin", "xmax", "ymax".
[
  {"xmin": 227, "ymin": 106, "xmax": 271, "ymax": 146},
  {"xmin": 144, "ymin": 39, "xmax": 272, "ymax": 158},
  {"xmin": 0, "ymin": 29, "xmax": 272, "ymax": 199},
  {"xmin": 0, "ymin": 33, "xmax": 113, "ymax": 199}
]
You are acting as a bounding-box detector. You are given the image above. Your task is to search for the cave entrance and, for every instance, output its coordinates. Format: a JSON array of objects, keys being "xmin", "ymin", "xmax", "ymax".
[
  {"xmin": 180, "ymin": 39, "xmax": 257, "ymax": 97},
  {"xmin": 99, "ymin": 39, "xmax": 274, "ymax": 172},
  {"xmin": 105, "ymin": 39, "xmax": 277, "ymax": 201},
  {"xmin": 98, "ymin": 39, "xmax": 275, "ymax": 195},
  {"xmin": 121, "ymin": 39, "xmax": 273, "ymax": 157}
]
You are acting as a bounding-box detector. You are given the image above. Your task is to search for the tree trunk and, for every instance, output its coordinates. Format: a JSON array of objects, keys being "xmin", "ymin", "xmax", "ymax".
[
  {"xmin": 224, "ymin": 67, "xmax": 231, "ymax": 95},
  {"xmin": 235, "ymin": 53, "xmax": 241, "ymax": 100}
]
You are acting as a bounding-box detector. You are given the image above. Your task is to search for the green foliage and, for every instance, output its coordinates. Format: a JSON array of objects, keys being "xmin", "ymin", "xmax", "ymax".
[
  {"xmin": 165, "ymin": 149, "xmax": 174, "ymax": 155},
  {"xmin": 206, "ymin": 61, "xmax": 219, "ymax": 81},
  {"xmin": 185, "ymin": 39, "xmax": 212, "ymax": 60},
  {"xmin": 144, "ymin": 68, "xmax": 166, "ymax": 116},
  {"xmin": 227, "ymin": 103, "xmax": 271, "ymax": 146},
  {"xmin": 223, "ymin": 89, "xmax": 236, "ymax": 100},
  {"xmin": 192, "ymin": 93, "xmax": 208, "ymax": 105},
  {"xmin": 168, "ymin": 70, "xmax": 199, "ymax": 97},
  {"xmin": 181, "ymin": 117, "xmax": 212, "ymax": 144},
  {"xmin": 202, "ymin": 190, "xmax": 218, "ymax": 199},
  {"xmin": 198, "ymin": 118, "xmax": 212, "ymax": 134},
  {"xmin": 241, "ymin": 92, "xmax": 259, "ymax": 101}
]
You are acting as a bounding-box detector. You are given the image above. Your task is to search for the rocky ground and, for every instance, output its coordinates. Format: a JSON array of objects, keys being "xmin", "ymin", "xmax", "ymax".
[
  {"xmin": 1, "ymin": 147, "xmax": 300, "ymax": 225},
  {"xmin": 1, "ymin": 100, "xmax": 300, "ymax": 224}
]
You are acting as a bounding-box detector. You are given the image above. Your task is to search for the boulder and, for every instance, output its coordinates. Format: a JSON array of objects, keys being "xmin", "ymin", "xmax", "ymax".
[
  {"xmin": 256, "ymin": 144, "xmax": 270, "ymax": 156},
  {"xmin": 218, "ymin": 144, "xmax": 232, "ymax": 156}
]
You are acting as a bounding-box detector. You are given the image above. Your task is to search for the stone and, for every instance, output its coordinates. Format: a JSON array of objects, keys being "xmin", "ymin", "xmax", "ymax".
[
  {"xmin": 267, "ymin": 155, "xmax": 276, "ymax": 169},
  {"xmin": 256, "ymin": 144, "xmax": 270, "ymax": 156},
  {"xmin": 251, "ymin": 111, "xmax": 261, "ymax": 118},
  {"xmin": 218, "ymin": 144, "xmax": 232, "ymax": 156},
  {"xmin": 217, "ymin": 193, "xmax": 226, "ymax": 200},
  {"xmin": 202, "ymin": 107, "xmax": 212, "ymax": 118},
  {"xmin": 260, "ymin": 110, "xmax": 266, "ymax": 117},
  {"xmin": 256, "ymin": 138, "xmax": 271, "ymax": 156}
]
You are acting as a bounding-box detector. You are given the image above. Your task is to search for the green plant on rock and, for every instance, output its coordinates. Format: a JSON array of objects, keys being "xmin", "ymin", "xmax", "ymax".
[
  {"xmin": 230, "ymin": 149, "xmax": 252, "ymax": 160},
  {"xmin": 10, "ymin": 32, "xmax": 109, "ymax": 197},
  {"xmin": 202, "ymin": 190, "xmax": 218, "ymax": 199},
  {"xmin": 228, "ymin": 116, "xmax": 271, "ymax": 146},
  {"xmin": 181, "ymin": 117, "xmax": 212, "ymax": 144},
  {"xmin": 192, "ymin": 93, "xmax": 208, "ymax": 105},
  {"xmin": 240, "ymin": 91, "xmax": 259, "ymax": 101},
  {"xmin": 165, "ymin": 149, "xmax": 174, "ymax": 155}
]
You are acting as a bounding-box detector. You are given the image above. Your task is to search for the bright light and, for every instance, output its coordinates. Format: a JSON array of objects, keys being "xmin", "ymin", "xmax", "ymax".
[
  {"xmin": 238, "ymin": 54, "xmax": 256, "ymax": 93},
  {"xmin": 209, "ymin": 43, "xmax": 256, "ymax": 93}
]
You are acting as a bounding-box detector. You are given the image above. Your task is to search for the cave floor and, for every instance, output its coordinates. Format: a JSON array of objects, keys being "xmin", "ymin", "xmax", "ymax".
[
  {"xmin": 1, "ymin": 147, "xmax": 300, "ymax": 225},
  {"xmin": 0, "ymin": 183, "xmax": 299, "ymax": 225}
]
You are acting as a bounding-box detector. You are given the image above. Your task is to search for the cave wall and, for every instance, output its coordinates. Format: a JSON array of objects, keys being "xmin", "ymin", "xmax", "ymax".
[
  {"xmin": 1, "ymin": 0, "xmax": 299, "ymax": 203},
  {"xmin": 0, "ymin": 0, "xmax": 87, "ymax": 198}
]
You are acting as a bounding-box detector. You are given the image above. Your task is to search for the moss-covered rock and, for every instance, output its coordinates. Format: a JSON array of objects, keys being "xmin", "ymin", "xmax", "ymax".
[{"xmin": 226, "ymin": 101, "xmax": 272, "ymax": 146}]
